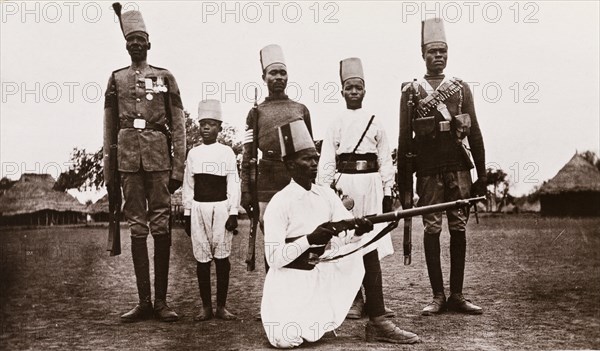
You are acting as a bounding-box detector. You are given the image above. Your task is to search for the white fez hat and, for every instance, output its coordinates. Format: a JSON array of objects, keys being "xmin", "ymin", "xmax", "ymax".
[
  {"xmin": 421, "ymin": 18, "xmax": 446, "ymax": 46},
  {"xmin": 198, "ymin": 99, "xmax": 223, "ymax": 122},
  {"xmin": 340, "ymin": 57, "xmax": 365, "ymax": 84},
  {"xmin": 260, "ymin": 44, "xmax": 286, "ymax": 71},
  {"xmin": 278, "ymin": 120, "xmax": 314, "ymax": 158}
]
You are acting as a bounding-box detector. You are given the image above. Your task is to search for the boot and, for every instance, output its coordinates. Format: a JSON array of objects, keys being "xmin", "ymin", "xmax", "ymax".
[
  {"xmin": 422, "ymin": 292, "xmax": 446, "ymax": 316},
  {"xmin": 447, "ymin": 293, "xmax": 483, "ymax": 314},
  {"xmin": 422, "ymin": 232, "xmax": 445, "ymax": 315},
  {"xmin": 121, "ymin": 237, "xmax": 153, "ymax": 323},
  {"xmin": 448, "ymin": 230, "xmax": 482, "ymax": 314},
  {"xmin": 215, "ymin": 258, "xmax": 236, "ymax": 320},
  {"xmin": 153, "ymin": 235, "xmax": 178, "ymax": 322},
  {"xmin": 365, "ymin": 316, "xmax": 419, "ymax": 344},
  {"xmin": 194, "ymin": 261, "xmax": 213, "ymax": 321},
  {"xmin": 347, "ymin": 290, "xmax": 365, "ymax": 319}
]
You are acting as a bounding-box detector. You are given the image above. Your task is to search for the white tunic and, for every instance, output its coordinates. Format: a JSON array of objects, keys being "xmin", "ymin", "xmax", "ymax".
[
  {"xmin": 317, "ymin": 108, "xmax": 395, "ymax": 258},
  {"xmin": 261, "ymin": 181, "xmax": 366, "ymax": 348},
  {"xmin": 182, "ymin": 143, "xmax": 240, "ymax": 262}
]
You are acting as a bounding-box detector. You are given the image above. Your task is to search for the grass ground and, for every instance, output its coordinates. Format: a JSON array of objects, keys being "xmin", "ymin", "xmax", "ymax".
[{"xmin": 1, "ymin": 214, "xmax": 599, "ymax": 350}]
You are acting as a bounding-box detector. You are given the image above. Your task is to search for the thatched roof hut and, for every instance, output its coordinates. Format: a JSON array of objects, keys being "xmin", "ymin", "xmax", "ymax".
[
  {"xmin": 0, "ymin": 173, "xmax": 87, "ymax": 225},
  {"xmin": 539, "ymin": 153, "xmax": 600, "ymax": 216}
]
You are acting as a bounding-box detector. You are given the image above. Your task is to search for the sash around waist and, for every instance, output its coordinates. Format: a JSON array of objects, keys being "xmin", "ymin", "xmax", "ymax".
[
  {"xmin": 193, "ymin": 173, "xmax": 227, "ymax": 202},
  {"xmin": 282, "ymin": 237, "xmax": 326, "ymax": 271}
]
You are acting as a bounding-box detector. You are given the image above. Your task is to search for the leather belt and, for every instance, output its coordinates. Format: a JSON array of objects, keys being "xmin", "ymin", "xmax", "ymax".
[
  {"xmin": 283, "ymin": 237, "xmax": 325, "ymax": 271},
  {"xmin": 121, "ymin": 118, "xmax": 168, "ymax": 134},
  {"xmin": 337, "ymin": 153, "xmax": 379, "ymax": 174}
]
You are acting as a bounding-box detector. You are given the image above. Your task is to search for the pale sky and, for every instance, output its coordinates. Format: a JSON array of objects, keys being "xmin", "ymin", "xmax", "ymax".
[{"xmin": 1, "ymin": 1, "xmax": 599, "ymax": 199}]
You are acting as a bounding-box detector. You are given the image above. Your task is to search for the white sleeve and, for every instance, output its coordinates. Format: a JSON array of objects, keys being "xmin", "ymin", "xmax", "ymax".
[
  {"xmin": 376, "ymin": 123, "xmax": 395, "ymax": 196},
  {"xmin": 263, "ymin": 197, "xmax": 311, "ymax": 269},
  {"xmin": 226, "ymin": 148, "xmax": 240, "ymax": 215},
  {"xmin": 182, "ymin": 151, "xmax": 194, "ymax": 216},
  {"xmin": 317, "ymin": 121, "xmax": 338, "ymax": 187}
]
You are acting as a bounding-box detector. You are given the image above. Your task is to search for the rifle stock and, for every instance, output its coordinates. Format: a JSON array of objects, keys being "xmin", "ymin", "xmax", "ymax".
[{"xmin": 245, "ymin": 88, "xmax": 259, "ymax": 271}]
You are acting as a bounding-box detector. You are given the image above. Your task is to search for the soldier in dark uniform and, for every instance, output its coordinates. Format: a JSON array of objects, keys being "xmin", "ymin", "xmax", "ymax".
[
  {"xmin": 240, "ymin": 44, "xmax": 313, "ymax": 271},
  {"xmin": 103, "ymin": 7, "xmax": 185, "ymax": 322},
  {"xmin": 397, "ymin": 18, "xmax": 486, "ymax": 316}
]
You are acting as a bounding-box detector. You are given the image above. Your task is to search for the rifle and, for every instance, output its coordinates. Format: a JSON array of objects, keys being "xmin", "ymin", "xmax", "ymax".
[
  {"xmin": 245, "ymin": 88, "xmax": 260, "ymax": 271},
  {"xmin": 293, "ymin": 197, "xmax": 487, "ymax": 268},
  {"xmin": 401, "ymin": 79, "xmax": 419, "ymax": 265},
  {"xmin": 106, "ymin": 72, "xmax": 122, "ymax": 256},
  {"xmin": 162, "ymin": 77, "xmax": 174, "ymax": 244}
]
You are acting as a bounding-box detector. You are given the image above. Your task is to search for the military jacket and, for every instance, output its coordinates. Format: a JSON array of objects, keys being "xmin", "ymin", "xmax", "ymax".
[
  {"xmin": 240, "ymin": 95, "xmax": 312, "ymax": 202},
  {"xmin": 103, "ymin": 63, "xmax": 186, "ymax": 183}
]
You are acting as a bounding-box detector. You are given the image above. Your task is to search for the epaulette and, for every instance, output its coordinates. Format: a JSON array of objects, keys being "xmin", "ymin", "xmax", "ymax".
[
  {"xmin": 149, "ymin": 65, "xmax": 168, "ymax": 71},
  {"xmin": 452, "ymin": 77, "xmax": 463, "ymax": 83},
  {"xmin": 112, "ymin": 66, "xmax": 128, "ymax": 74},
  {"xmin": 402, "ymin": 81, "xmax": 420, "ymax": 93}
]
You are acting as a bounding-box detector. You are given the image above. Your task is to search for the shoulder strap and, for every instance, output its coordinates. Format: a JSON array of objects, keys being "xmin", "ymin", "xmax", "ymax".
[{"xmin": 352, "ymin": 115, "xmax": 375, "ymax": 154}]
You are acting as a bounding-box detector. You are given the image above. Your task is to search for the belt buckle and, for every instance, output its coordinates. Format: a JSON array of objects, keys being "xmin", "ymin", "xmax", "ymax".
[
  {"xmin": 133, "ymin": 118, "xmax": 146, "ymax": 129},
  {"xmin": 439, "ymin": 121, "xmax": 450, "ymax": 132},
  {"xmin": 356, "ymin": 160, "xmax": 367, "ymax": 171}
]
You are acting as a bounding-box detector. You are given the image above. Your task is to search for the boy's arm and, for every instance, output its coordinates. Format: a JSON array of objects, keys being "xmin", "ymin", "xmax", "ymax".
[
  {"xmin": 226, "ymin": 148, "xmax": 240, "ymax": 216},
  {"xmin": 182, "ymin": 151, "xmax": 194, "ymax": 216}
]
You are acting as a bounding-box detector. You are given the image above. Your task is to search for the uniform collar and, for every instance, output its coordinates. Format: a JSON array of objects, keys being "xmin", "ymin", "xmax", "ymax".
[
  {"xmin": 265, "ymin": 94, "xmax": 289, "ymax": 102},
  {"xmin": 288, "ymin": 179, "xmax": 320, "ymax": 195},
  {"xmin": 130, "ymin": 61, "xmax": 149, "ymax": 72}
]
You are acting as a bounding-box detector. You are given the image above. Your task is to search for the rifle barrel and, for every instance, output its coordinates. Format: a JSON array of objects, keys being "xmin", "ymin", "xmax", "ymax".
[{"xmin": 368, "ymin": 196, "xmax": 485, "ymax": 225}]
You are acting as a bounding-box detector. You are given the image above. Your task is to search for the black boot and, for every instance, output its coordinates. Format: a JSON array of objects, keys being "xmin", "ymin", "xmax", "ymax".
[
  {"xmin": 153, "ymin": 235, "xmax": 178, "ymax": 322},
  {"xmin": 120, "ymin": 237, "xmax": 153, "ymax": 323},
  {"xmin": 447, "ymin": 230, "xmax": 482, "ymax": 314},
  {"xmin": 422, "ymin": 232, "xmax": 446, "ymax": 316},
  {"xmin": 215, "ymin": 257, "xmax": 236, "ymax": 320},
  {"xmin": 195, "ymin": 261, "xmax": 213, "ymax": 321}
]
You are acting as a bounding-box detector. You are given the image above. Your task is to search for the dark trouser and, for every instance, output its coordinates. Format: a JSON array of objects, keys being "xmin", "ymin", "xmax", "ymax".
[
  {"xmin": 121, "ymin": 170, "xmax": 171, "ymax": 239},
  {"xmin": 418, "ymin": 171, "xmax": 471, "ymax": 295},
  {"xmin": 122, "ymin": 170, "xmax": 172, "ymax": 302},
  {"xmin": 363, "ymin": 249, "xmax": 386, "ymax": 318}
]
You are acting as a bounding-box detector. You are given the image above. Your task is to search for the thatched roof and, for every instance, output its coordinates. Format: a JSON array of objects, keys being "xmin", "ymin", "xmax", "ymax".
[
  {"xmin": 88, "ymin": 194, "xmax": 109, "ymax": 214},
  {"xmin": 540, "ymin": 153, "xmax": 600, "ymax": 195},
  {"xmin": 0, "ymin": 174, "xmax": 87, "ymax": 216}
]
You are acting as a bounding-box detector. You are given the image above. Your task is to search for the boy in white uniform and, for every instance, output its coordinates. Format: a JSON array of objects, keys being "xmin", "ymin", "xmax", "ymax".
[{"xmin": 183, "ymin": 99, "xmax": 240, "ymax": 321}]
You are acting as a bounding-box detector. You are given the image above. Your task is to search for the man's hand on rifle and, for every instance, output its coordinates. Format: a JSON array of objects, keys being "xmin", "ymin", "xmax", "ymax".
[
  {"xmin": 241, "ymin": 192, "xmax": 253, "ymax": 214},
  {"xmin": 184, "ymin": 215, "xmax": 191, "ymax": 236},
  {"xmin": 472, "ymin": 176, "xmax": 488, "ymax": 197},
  {"xmin": 225, "ymin": 215, "xmax": 238, "ymax": 233},
  {"xmin": 168, "ymin": 179, "xmax": 182, "ymax": 194},
  {"xmin": 307, "ymin": 224, "xmax": 336, "ymax": 245},
  {"xmin": 353, "ymin": 217, "xmax": 374, "ymax": 236},
  {"xmin": 382, "ymin": 195, "xmax": 393, "ymax": 213}
]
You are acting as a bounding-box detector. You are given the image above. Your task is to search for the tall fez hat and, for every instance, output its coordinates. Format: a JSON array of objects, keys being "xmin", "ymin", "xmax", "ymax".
[
  {"xmin": 339, "ymin": 57, "xmax": 365, "ymax": 84},
  {"xmin": 260, "ymin": 44, "xmax": 286, "ymax": 71},
  {"xmin": 421, "ymin": 18, "xmax": 446, "ymax": 46},
  {"xmin": 113, "ymin": 3, "xmax": 148, "ymax": 39},
  {"xmin": 198, "ymin": 99, "xmax": 223, "ymax": 122},
  {"xmin": 278, "ymin": 120, "xmax": 315, "ymax": 158}
]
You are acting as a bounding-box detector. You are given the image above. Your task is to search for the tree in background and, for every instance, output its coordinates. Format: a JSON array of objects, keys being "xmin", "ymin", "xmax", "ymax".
[
  {"xmin": 55, "ymin": 110, "xmax": 242, "ymax": 191},
  {"xmin": 485, "ymin": 168, "xmax": 511, "ymax": 212},
  {"xmin": 580, "ymin": 150, "xmax": 600, "ymax": 172}
]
